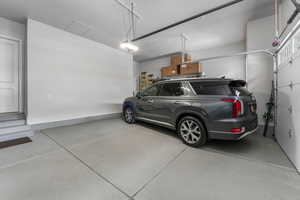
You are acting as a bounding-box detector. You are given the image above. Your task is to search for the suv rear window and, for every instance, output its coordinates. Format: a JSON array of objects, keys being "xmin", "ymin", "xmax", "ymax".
[
  {"xmin": 228, "ymin": 80, "xmax": 251, "ymax": 96},
  {"xmin": 189, "ymin": 81, "xmax": 232, "ymax": 96},
  {"xmin": 231, "ymin": 87, "xmax": 251, "ymax": 96}
]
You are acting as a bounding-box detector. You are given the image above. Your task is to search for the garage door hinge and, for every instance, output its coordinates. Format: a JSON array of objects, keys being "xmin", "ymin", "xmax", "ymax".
[
  {"xmin": 289, "ymin": 81, "xmax": 294, "ymax": 90},
  {"xmin": 288, "ymin": 129, "xmax": 293, "ymax": 138},
  {"xmin": 288, "ymin": 106, "xmax": 293, "ymax": 114}
]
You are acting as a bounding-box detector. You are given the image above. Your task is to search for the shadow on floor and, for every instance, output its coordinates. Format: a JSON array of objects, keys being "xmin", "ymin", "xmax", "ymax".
[{"xmin": 135, "ymin": 121, "xmax": 295, "ymax": 170}]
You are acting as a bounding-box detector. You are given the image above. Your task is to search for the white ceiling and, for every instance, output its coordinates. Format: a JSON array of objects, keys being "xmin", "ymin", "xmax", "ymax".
[{"xmin": 0, "ymin": 0, "xmax": 274, "ymax": 61}]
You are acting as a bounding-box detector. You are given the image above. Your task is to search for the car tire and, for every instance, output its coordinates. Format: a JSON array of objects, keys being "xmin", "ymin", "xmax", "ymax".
[
  {"xmin": 123, "ymin": 106, "xmax": 136, "ymax": 124},
  {"xmin": 177, "ymin": 116, "xmax": 207, "ymax": 147}
]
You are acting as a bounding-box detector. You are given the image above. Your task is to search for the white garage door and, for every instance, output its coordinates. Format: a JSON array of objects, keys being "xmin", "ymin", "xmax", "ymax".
[
  {"xmin": 277, "ymin": 32, "xmax": 300, "ymax": 171},
  {"xmin": 0, "ymin": 37, "xmax": 20, "ymax": 113}
]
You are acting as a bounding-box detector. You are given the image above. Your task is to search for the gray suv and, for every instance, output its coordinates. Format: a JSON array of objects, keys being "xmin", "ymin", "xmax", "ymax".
[{"xmin": 123, "ymin": 78, "xmax": 258, "ymax": 147}]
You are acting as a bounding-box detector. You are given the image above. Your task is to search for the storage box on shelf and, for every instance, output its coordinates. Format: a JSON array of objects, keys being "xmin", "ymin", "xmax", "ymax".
[
  {"xmin": 161, "ymin": 65, "xmax": 179, "ymax": 77},
  {"xmin": 170, "ymin": 53, "xmax": 192, "ymax": 65},
  {"xmin": 180, "ymin": 62, "xmax": 203, "ymax": 75}
]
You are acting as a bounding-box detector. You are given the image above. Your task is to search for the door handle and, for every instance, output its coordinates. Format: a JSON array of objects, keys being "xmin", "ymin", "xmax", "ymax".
[
  {"xmin": 147, "ymin": 99, "xmax": 154, "ymax": 103},
  {"xmin": 174, "ymin": 101, "xmax": 190, "ymax": 106}
]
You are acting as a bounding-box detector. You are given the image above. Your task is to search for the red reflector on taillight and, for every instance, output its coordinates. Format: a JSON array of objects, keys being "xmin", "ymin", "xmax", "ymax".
[
  {"xmin": 222, "ymin": 98, "xmax": 243, "ymax": 118},
  {"xmin": 230, "ymin": 128, "xmax": 242, "ymax": 133}
]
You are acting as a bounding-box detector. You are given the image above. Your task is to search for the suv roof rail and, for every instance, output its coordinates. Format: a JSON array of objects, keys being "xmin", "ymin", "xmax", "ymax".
[
  {"xmin": 160, "ymin": 72, "xmax": 205, "ymax": 80},
  {"xmin": 155, "ymin": 73, "xmax": 230, "ymax": 83}
]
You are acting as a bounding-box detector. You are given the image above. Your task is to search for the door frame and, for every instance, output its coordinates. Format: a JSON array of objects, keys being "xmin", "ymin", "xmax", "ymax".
[{"xmin": 0, "ymin": 34, "xmax": 23, "ymax": 114}]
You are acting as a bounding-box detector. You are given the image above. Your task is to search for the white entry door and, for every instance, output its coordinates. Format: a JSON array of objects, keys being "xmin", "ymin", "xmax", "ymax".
[{"xmin": 0, "ymin": 37, "xmax": 20, "ymax": 113}]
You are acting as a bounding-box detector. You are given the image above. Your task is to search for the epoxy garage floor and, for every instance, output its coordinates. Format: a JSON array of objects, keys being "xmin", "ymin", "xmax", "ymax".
[{"xmin": 0, "ymin": 118, "xmax": 299, "ymax": 200}]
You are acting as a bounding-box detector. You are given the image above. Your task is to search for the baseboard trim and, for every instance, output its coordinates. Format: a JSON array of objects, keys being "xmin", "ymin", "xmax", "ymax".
[{"xmin": 31, "ymin": 113, "xmax": 122, "ymax": 130}]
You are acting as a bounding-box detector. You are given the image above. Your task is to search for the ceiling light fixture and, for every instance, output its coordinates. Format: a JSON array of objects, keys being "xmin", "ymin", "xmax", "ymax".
[
  {"xmin": 117, "ymin": 0, "xmax": 139, "ymax": 52},
  {"xmin": 120, "ymin": 41, "xmax": 139, "ymax": 52}
]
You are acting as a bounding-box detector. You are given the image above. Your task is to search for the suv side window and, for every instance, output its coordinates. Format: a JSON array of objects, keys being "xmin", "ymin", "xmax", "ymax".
[
  {"xmin": 143, "ymin": 85, "xmax": 159, "ymax": 96},
  {"xmin": 158, "ymin": 82, "xmax": 185, "ymax": 96},
  {"xmin": 189, "ymin": 81, "xmax": 231, "ymax": 96}
]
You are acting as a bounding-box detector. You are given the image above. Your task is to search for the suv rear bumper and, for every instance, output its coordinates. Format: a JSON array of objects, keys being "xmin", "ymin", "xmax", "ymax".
[{"xmin": 208, "ymin": 126, "xmax": 258, "ymax": 140}]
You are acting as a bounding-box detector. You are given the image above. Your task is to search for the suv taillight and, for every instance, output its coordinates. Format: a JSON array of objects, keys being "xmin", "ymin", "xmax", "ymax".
[{"xmin": 222, "ymin": 98, "xmax": 244, "ymax": 118}]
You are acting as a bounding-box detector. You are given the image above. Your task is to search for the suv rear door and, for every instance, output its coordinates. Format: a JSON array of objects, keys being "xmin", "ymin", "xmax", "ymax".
[
  {"xmin": 150, "ymin": 81, "xmax": 191, "ymax": 125},
  {"xmin": 188, "ymin": 80, "xmax": 235, "ymax": 119}
]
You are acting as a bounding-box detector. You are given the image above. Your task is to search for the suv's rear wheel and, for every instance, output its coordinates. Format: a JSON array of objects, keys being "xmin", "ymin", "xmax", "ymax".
[
  {"xmin": 177, "ymin": 116, "xmax": 207, "ymax": 147},
  {"xmin": 123, "ymin": 107, "xmax": 136, "ymax": 124}
]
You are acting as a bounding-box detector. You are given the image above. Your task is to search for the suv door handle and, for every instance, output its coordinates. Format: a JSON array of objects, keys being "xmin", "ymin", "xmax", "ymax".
[
  {"xmin": 147, "ymin": 99, "xmax": 154, "ymax": 103},
  {"xmin": 174, "ymin": 101, "xmax": 190, "ymax": 106}
]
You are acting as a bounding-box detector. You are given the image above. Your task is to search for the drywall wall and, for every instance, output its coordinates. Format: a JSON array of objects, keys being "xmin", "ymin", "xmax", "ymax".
[
  {"xmin": 0, "ymin": 17, "xmax": 25, "ymax": 41},
  {"xmin": 136, "ymin": 41, "xmax": 246, "ymax": 81},
  {"xmin": 246, "ymin": 15, "xmax": 275, "ymax": 126},
  {"xmin": 133, "ymin": 61, "xmax": 140, "ymax": 94},
  {"xmin": 137, "ymin": 56, "xmax": 170, "ymax": 79},
  {"xmin": 27, "ymin": 19, "xmax": 133, "ymax": 125},
  {"xmin": 190, "ymin": 41, "xmax": 246, "ymax": 80}
]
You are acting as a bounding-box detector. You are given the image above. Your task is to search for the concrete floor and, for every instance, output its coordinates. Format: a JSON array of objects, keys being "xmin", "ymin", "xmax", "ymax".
[{"xmin": 0, "ymin": 118, "xmax": 299, "ymax": 200}]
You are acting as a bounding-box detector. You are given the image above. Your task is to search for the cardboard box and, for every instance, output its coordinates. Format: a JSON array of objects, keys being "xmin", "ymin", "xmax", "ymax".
[
  {"xmin": 171, "ymin": 54, "xmax": 184, "ymax": 66},
  {"xmin": 171, "ymin": 53, "xmax": 192, "ymax": 65},
  {"xmin": 180, "ymin": 62, "xmax": 202, "ymax": 75},
  {"xmin": 161, "ymin": 65, "xmax": 179, "ymax": 76},
  {"xmin": 184, "ymin": 54, "xmax": 192, "ymax": 62}
]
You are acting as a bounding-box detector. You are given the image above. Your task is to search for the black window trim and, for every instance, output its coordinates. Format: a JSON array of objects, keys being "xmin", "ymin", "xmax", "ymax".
[
  {"xmin": 157, "ymin": 82, "xmax": 188, "ymax": 97},
  {"xmin": 188, "ymin": 80, "xmax": 233, "ymax": 96},
  {"xmin": 142, "ymin": 84, "xmax": 159, "ymax": 97}
]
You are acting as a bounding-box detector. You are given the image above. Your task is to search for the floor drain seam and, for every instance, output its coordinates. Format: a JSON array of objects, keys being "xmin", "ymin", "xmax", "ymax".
[
  {"xmin": 41, "ymin": 131, "xmax": 133, "ymax": 200},
  {"xmin": 132, "ymin": 147, "xmax": 188, "ymax": 198}
]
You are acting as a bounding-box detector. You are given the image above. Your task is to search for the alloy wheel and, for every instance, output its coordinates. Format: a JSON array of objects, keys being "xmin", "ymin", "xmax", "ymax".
[
  {"xmin": 180, "ymin": 119, "xmax": 202, "ymax": 144},
  {"xmin": 125, "ymin": 107, "xmax": 134, "ymax": 123}
]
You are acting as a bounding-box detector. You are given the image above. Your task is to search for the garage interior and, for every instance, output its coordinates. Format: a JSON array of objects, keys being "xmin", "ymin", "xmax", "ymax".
[{"xmin": 0, "ymin": 0, "xmax": 300, "ymax": 199}]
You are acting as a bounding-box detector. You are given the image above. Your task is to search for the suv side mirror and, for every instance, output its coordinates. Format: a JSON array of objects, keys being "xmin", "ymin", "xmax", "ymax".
[{"xmin": 136, "ymin": 92, "xmax": 143, "ymax": 99}]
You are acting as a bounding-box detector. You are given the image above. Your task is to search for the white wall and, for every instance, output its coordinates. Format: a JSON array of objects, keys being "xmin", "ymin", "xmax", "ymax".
[
  {"xmin": 27, "ymin": 19, "xmax": 133, "ymax": 125},
  {"xmin": 191, "ymin": 41, "xmax": 246, "ymax": 80},
  {"xmin": 247, "ymin": 16, "xmax": 275, "ymax": 126},
  {"xmin": 136, "ymin": 41, "xmax": 246, "ymax": 81},
  {"xmin": 0, "ymin": 17, "xmax": 25, "ymax": 41},
  {"xmin": 137, "ymin": 56, "xmax": 170, "ymax": 79}
]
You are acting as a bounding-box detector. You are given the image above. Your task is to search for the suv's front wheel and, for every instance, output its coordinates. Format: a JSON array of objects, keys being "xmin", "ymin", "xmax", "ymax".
[
  {"xmin": 123, "ymin": 106, "xmax": 136, "ymax": 124},
  {"xmin": 177, "ymin": 116, "xmax": 207, "ymax": 147}
]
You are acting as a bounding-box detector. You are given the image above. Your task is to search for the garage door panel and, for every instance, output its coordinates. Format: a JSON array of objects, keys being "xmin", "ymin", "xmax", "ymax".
[
  {"xmin": 277, "ymin": 86, "xmax": 298, "ymax": 166},
  {"xmin": 277, "ymin": 30, "xmax": 300, "ymax": 171},
  {"xmin": 290, "ymin": 84, "xmax": 300, "ymax": 141},
  {"xmin": 277, "ymin": 89, "xmax": 292, "ymax": 143},
  {"xmin": 289, "ymin": 56, "xmax": 300, "ymax": 83},
  {"xmin": 277, "ymin": 62, "xmax": 298, "ymax": 87}
]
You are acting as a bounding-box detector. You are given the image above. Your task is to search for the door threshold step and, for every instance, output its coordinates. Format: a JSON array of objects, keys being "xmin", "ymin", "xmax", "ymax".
[
  {"xmin": 0, "ymin": 120, "xmax": 25, "ymax": 129},
  {"xmin": 0, "ymin": 130, "xmax": 34, "ymax": 143},
  {"xmin": 0, "ymin": 113, "xmax": 25, "ymax": 122},
  {"xmin": 0, "ymin": 125, "xmax": 32, "ymax": 137}
]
